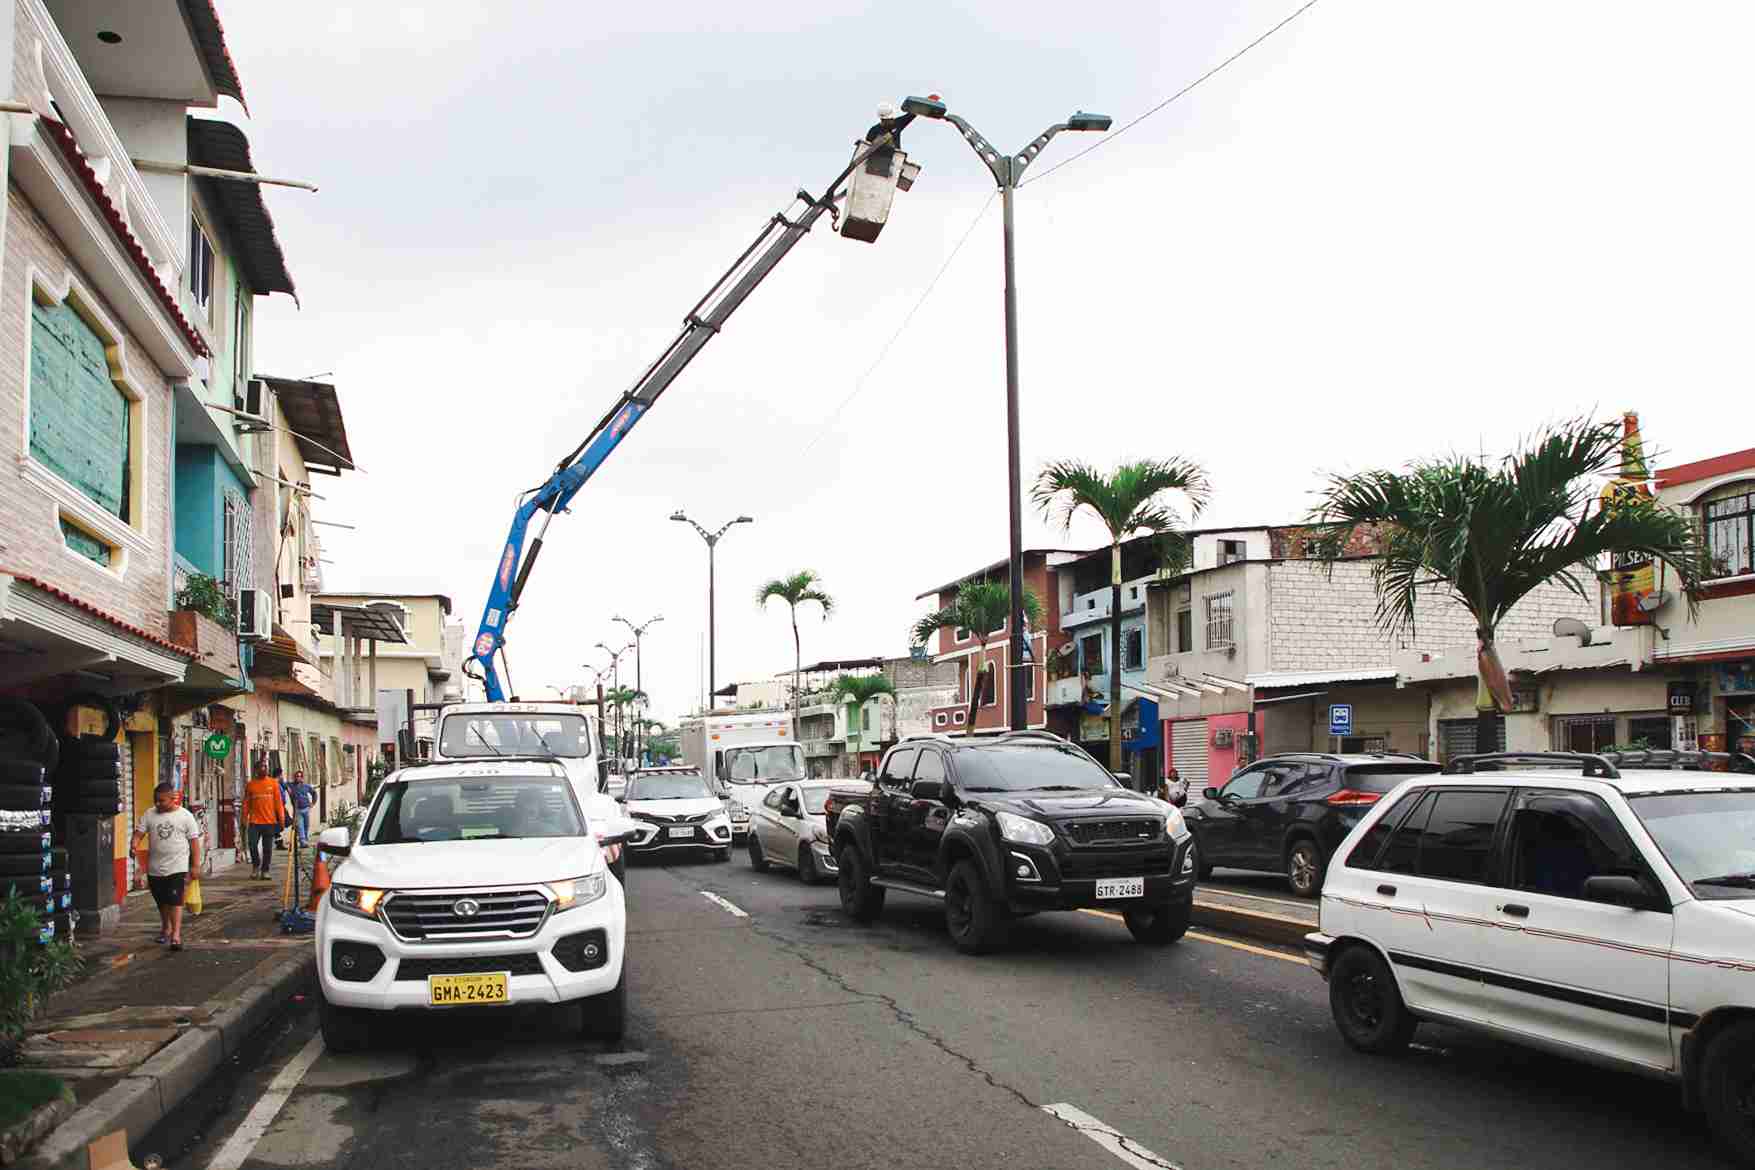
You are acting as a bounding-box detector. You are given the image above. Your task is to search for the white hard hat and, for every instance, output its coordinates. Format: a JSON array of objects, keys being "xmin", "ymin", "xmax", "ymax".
[{"xmin": 876, "ymin": 100, "xmax": 899, "ymax": 121}]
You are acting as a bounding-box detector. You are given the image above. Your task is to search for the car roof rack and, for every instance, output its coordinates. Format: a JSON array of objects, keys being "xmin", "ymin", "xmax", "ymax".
[
  {"xmin": 1601, "ymin": 749, "xmax": 1755, "ymax": 775},
  {"xmin": 1363, "ymin": 750, "xmax": 1426, "ymax": 759},
  {"xmin": 1444, "ymin": 751, "xmax": 1621, "ymax": 778}
]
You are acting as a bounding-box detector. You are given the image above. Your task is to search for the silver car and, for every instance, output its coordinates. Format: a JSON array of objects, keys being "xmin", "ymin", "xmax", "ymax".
[{"xmin": 745, "ymin": 781, "xmax": 842, "ymax": 884}]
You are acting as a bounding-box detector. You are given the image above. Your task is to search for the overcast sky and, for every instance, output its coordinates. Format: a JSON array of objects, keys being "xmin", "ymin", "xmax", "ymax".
[{"xmin": 216, "ymin": 1, "xmax": 1753, "ymax": 722}]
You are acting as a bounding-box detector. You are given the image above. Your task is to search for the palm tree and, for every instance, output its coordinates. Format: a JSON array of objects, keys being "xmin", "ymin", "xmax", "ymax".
[
  {"xmin": 1309, "ymin": 416, "xmax": 1707, "ymax": 755},
  {"xmin": 756, "ymin": 571, "xmax": 834, "ymax": 736},
  {"xmin": 829, "ymin": 673, "xmax": 897, "ymax": 773},
  {"xmin": 604, "ymin": 686, "xmax": 646, "ymax": 759},
  {"xmin": 1033, "ymin": 457, "xmax": 1211, "ymax": 770},
  {"xmin": 912, "ymin": 580, "xmax": 1046, "ymax": 729}
]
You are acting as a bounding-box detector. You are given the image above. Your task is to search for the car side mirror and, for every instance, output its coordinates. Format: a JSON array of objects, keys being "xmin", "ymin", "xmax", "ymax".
[
  {"xmin": 911, "ymin": 779, "xmax": 945, "ymax": 801},
  {"xmin": 1582, "ymin": 874, "xmax": 1663, "ymax": 911},
  {"xmin": 1202, "ymin": 787, "xmax": 1221, "ymax": 801},
  {"xmin": 317, "ymin": 826, "xmax": 351, "ymax": 856}
]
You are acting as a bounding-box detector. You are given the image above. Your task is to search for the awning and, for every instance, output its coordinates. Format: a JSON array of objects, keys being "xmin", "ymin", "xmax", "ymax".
[
  {"xmin": 1123, "ymin": 697, "xmax": 1161, "ymax": 753},
  {"xmin": 1247, "ymin": 667, "xmax": 1397, "ymax": 689},
  {"xmin": 309, "ymin": 602, "xmax": 409, "ymax": 645},
  {"xmin": 187, "ymin": 118, "xmax": 295, "ymax": 298},
  {"xmin": 0, "ymin": 571, "xmax": 189, "ymax": 697},
  {"xmin": 257, "ymin": 377, "xmax": 355, "ymax": 473}
]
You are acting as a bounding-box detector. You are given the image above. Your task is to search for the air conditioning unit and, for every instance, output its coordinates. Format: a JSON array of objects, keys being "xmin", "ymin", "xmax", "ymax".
[
  {"xmin": 1212, "ymin": 728, "xmax": 1234, "ymax": 748},
  {"xmin": 234, "ymin": 379, "xmax": 271, "ymax": 432},
  {"xmin": 237, "ymin": 588, "xmax": 272, "ymax": 641}
]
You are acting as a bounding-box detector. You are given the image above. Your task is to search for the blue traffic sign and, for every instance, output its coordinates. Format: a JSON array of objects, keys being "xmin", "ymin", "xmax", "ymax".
[{"xmin": 1329, "ymin": 704, "xmax": 1353, "ymax": 735}]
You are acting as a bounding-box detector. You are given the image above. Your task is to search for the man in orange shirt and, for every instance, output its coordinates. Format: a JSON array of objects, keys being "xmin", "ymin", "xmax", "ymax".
[{"xmin": 244, "ymin": 764, "xmax": 287, "ymax": 880}]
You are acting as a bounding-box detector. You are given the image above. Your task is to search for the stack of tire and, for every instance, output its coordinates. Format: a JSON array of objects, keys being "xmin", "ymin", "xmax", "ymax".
[
  {"xmin": 0, "ymin": 699, "xmax": 65, "ymax": 943},
  {"xmin": 48, "ymin": 697, "xmax": 121, "ymax": 940}
]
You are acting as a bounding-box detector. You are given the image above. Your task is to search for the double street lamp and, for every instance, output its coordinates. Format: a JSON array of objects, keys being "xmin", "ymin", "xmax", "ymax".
[
  {"xmin": 612, "ymin": 614, "xmax": 662, "ymax": 761},
  {"xmin": 669, "ymin": 511, "xmax": 753, "ymax": 710},
  {"xmin": 594, "ymin": 640, "xmax": 636, "ymax": 760},
  {"xmin": 902, "ymin": 95, "xmax": 1111, "ymax": 730}
]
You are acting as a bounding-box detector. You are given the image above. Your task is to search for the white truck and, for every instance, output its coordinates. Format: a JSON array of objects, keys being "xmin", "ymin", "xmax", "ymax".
[
  {"xmin": 429, "ymin": 701, "xmax": 626, "ymax": 881},
  {"xmin": 679, "ymin": 711, "xmax": 808, "ymax": 821}
]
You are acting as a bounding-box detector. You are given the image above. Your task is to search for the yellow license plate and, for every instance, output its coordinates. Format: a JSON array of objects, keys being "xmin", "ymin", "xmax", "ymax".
[{"xmin": 427, "ymin": 972, "xmax": 509, "ymax": 1006}]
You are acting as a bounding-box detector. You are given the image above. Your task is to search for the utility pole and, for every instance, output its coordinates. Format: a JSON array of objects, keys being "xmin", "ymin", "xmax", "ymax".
[
  {"xmin": 901, "ymin": 96, "xmax": 1111, "ymax": 729},
  {"xmin": 670, "ymin": 511, "xmax": 753, "ymax": 708},
  {"xmin": 613, "ymin": 614, "xmax": 662, "ymax": 763}
]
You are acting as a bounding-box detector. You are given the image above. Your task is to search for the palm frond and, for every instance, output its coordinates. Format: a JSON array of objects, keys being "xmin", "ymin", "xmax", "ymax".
[
  {"xmin": 757, "ymin": 570, "xmax": 834, "ymax": 616},
  {"xmin": 829, "ymin": 674, "xmax": 897, "ymax": 704},
  {"xmin": 1032, "ymin": 458, "xmax": 1210, "ymax": 568},
  {"xmin": 910, "ymin": 581, "xmax": 1045, "ymax": 648}
]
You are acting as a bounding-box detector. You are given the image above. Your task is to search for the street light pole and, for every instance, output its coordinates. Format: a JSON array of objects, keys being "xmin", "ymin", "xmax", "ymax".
[
  {"xmin": 613, "ymin": 614, "xmax": 662, "ymax": 763},
  {"xmin": 902, "ymin": 96, "xmax": 1111, "ymax": 731},
  {"xmin": 670, "ymin": 512, "xmax": 753, "ymax": 710},
  {"xmin": 595, "ymin": 641, "xmax": 634, "ymax": 760}
]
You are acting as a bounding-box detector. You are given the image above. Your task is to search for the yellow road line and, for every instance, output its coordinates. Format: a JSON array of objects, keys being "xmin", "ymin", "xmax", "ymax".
[{"xmin": 1076, "ymin": 908, "xmax": 1310, "ymax": 966}]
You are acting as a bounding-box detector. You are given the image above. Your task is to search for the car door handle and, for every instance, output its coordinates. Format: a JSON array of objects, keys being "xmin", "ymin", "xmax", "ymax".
[
  {"xmin": 1376, "ymin": 884, "xmax": 1396, "ymax": 897},
  {"xmin": 1500, "ymin": 903, "xmax": 1530, "ymax": 919}
]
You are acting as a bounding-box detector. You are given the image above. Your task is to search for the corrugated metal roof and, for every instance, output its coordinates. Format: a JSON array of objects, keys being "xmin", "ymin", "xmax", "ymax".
[
  {"xmin": 187, "ymin": 118, "xmax": 295, "ymax": 299},
  {"xmin": 181, "ymin": 0, "xmax": 246, "ymax": 110},
  {"xmin": 258, "ymin": 376, "xmax": 354, "ymax": 472},
  {"xmin": 1246, "ymin": 667, "xmax": 1397, "ymax": 689}
]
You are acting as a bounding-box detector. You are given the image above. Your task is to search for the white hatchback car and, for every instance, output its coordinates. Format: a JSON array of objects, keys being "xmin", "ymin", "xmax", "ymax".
[
  {"xmin": 315, "ymin": 760, "xmax": 633, "ymax": 1052},
  {"xmin": 1306, "ymin": 750, "xmax": 1755, "ymax": 1162},
  {"xmin": 746, "ymin": 780, "xmax": 844, "ymax": 883}
]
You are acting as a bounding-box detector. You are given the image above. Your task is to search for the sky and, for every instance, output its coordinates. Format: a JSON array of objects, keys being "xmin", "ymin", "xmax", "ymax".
[{"xmin": 214, "ymin": 1, "xmax": 1754, "ymax": 723}]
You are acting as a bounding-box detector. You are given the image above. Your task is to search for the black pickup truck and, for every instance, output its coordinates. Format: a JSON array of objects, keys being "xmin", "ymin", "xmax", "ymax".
[{"xmin": 831, "ymin": 731, "xmax": 1197, "ymax": 954}]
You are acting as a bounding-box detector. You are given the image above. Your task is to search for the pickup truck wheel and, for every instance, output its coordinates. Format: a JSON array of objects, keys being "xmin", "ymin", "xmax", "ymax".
[
  {"xmin": 836, "ymin": 843, "xmax": 885, "ymax": 921},
  {"xmin": 944, "ymin": 859, "xmax": 1007, "ymax": 955},
  {"xmin": 576, "ymin": 972, "xmax": 627, "ymax": 1044},
  {"xmin": 319, "ymin": 995, "xmax": 372, "ymax": 1054},
  {"xmin": 1328, "ymin": 944, "xmax": 1416, "ymax": 1055},
  {"xmin": 1702, "ymin": 1020, "xmax": 1755, "ymax": 1163},
  {"xmin": 1124, "ymin": 898, "xmax": 1190, "ymax": 945},
  {"xmin": 747, "ymin": 834, "xmax": 770, "ymax": 872}
]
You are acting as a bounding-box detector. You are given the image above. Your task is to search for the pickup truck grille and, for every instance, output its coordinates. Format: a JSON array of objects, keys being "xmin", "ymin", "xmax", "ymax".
[
  {"xmin": 1061, "ymin": 818, "xmax": 1161, "ymax": 844},
  {"xmin": 1059, "ymin": 851, "xmax": 1174, "ymax": 879},
  {"xmin": 381, "ymin": 889, "xmax": 550, "ymax": 942},
  {"xmin": 395, "ymin": 953, "xmax": 546, "ymax": 981}
]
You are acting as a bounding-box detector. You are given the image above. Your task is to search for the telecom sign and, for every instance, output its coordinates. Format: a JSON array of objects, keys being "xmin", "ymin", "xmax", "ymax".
[{"xmin": 1328, "ymin": 704, "xmax": 1353, "ymax": 736}]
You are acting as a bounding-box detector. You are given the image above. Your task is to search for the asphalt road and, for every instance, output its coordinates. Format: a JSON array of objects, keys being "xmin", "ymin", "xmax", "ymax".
[{"xmin": 156, "ymin": 855, "xmax": 1731, "ymax": 1170}]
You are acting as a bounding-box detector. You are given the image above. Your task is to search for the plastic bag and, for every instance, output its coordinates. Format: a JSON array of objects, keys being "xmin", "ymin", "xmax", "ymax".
[{"xmin": 184, "ymin": 876, "xmax": 204, "ymax": 916}]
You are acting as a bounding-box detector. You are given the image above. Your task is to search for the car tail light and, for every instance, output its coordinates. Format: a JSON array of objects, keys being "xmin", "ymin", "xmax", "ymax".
[{"xmin": 1326, "ymin": 788, "xmax": 1382, "ymax": 807}]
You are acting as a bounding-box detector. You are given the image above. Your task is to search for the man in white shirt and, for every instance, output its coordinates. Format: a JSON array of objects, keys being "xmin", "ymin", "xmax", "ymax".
[{"xmin": 132, "ymin": 783, "xmax": 202, "ymax": 951}]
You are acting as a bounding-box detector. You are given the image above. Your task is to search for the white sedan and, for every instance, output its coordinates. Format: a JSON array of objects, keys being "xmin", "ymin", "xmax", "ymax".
[{"xmin": 746, "ymin": 781, "xmax": 844, "ymax": 884}]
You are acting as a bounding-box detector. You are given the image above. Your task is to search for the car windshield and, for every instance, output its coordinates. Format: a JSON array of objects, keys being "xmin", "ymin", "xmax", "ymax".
[
  {"xmin": 439, "ymin": 713, "xmax": 592, "ymax": 759},
  {"xmin": 954, "ymin": 745, "xmax": 1120, "ymax": 793},
  {"xmin": 362, "ymin": 776, "xmax": 583, "ymax": 845},
  {"xmin": 800, "ymin": 786, "xmax": 836, "ymax": 815},
  {"xmin": 1345, "ymin": 764, "xmax": 1442, "ymax": 793},
  {"xmin": 724, "ymin": 745, "xmax": 806, "ymax": 782},
  {"xmin": 1627, "ymin": 788, "xmax": 1755, "ymax": 896},
  {"xmin": 626, "ymin": 772, "xmax": 714, "ymax": 801}
]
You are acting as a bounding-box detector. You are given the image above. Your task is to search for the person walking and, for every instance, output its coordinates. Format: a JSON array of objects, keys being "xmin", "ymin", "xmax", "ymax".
[
  {"xmin": 288, "ymin": 770, "xmax": 316, "ymax": 846},
  {"xmin": 131, "ymin": 783, "xmax": 201, "ymax": 951},
  {"xmin": 244, "ymin": 763, "xmax": 286, "ymax": 880}
]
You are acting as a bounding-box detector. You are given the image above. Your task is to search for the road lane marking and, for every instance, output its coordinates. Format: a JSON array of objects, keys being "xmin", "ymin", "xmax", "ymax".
[
  {"xmin": 1043, "ymin": 1102, "xmax": 1180, "ymax": 1170},
  {"xmin": 1076, "ymin": 908, "xmax": 1308, "ymax": 965},
  {"xmin": 205, "ymin": 1030, "xmax": 326, "ymax": 1170},
  {"xmin": 701, "ymin": 891, "xmax": 749, "ymax": 918}
]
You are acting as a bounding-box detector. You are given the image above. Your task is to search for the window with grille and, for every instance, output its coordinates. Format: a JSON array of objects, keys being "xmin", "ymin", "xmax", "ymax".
[
  {"xmin": 1205, "ymin": 592, "xmax": 1235, "ymax": 650},
  {"xmin": 1124, "ymin": 629, "xmax": 1144, "ymax": 670},
  {"xmin": 223, "ymin": 488, "xmax": 254, "ymax": 602},
  {"xmin": 1218, "ymin": 539, "xmax": 1246, "ymax": 566},
  {"xmin": 1704, "ymin": 487, "xmax": 1754, "ymax": 578},
  {"xmin": 1553, "ymin": 715, "xmax": 1616, "ymax": 753}
]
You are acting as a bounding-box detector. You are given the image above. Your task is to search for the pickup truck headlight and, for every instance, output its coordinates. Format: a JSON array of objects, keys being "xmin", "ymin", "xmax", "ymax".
[
  {"xmin": 1164, "ymin": 807, "xmax": 1186, "ymax": 837},
  {"xmin": 547, "ymin": 873, "xmax": 607, "ymax": 913},
  {"xmin": 996, "ymin": 811, "xmax": 1055, "ymax": 846},
  {"xmin": 330, "ymin": 884, "xmax": 386, "ymax": 920}
]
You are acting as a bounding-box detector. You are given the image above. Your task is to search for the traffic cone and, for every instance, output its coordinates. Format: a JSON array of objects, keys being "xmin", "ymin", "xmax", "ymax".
[{"xmin": 306, "ymin": 853, "xmax": 331, "ymax": 912}]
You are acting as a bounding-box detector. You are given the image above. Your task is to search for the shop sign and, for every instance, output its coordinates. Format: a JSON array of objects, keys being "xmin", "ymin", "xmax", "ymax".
[
  {"xmin": 1668, "ymin": 682, "xmax": 1696, "ymax": 713},
  {"xmin": 1079, "ymin": 713, "xmax": 1110, "ymax": 741},
  {"xmin": 1716, "ymin": 663, "xmax": 1755, "ymax": 697},
  {"xmin": 203, "ymin": 731, "xmax": 233, "ymax": 761}
]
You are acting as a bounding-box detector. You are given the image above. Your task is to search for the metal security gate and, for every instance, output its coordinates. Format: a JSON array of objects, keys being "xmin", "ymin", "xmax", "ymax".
[
  {"xmin": 1170, "ymin": 719, "xmax": 1209, "ymax": 787},
  {"xmin": 1436, "ymin": 716, "xmax": 1506, "ymax": 763}
]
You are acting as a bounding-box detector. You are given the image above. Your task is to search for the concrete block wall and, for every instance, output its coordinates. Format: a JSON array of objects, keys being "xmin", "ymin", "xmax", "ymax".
[
  {"xmin": 0, "ymin": 185, "xmax": 174, "ymax": 638},
  {"xmin": 1265, "ymin": 560, "xmax": 1596, "ymax": 674}
]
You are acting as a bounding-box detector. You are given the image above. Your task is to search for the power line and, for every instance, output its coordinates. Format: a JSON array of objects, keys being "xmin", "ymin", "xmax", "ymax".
[
  {"xmin": 792, "ymin": 190, "xmax": 999, "ymax": 463},
  {"xmin": 1024, "ymin": 0, "xmax": 1326, "ymax": 187}
]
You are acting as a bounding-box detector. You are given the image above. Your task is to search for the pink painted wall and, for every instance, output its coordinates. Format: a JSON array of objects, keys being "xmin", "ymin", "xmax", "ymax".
[{"xmin": 1208, "ymin": 712, "xmax": 1250, "ymax": 784}]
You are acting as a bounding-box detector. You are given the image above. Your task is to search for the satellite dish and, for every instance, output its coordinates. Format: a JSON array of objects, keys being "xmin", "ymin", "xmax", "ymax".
[
  {"xmin": 1553, "ymin": 617, "xmax": 1592, "ymax": 642},
  {"xmin": 1638, "ymin": 590, "xmax": 1671, "ymax": 614}
]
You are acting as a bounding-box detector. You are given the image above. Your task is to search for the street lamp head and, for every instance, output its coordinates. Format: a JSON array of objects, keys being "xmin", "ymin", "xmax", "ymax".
[
  {"xmin": 902, "ymin": 94, "xmax": 947, "ymax": 119},
  {"xmin": 735, "ymin": 515, "xmax": 754, "ymax": 525},
  {"xmin": 669, "ymin": 511, "xmax": 688, "ymax": 523},
  {"xmin": 1066, "ymin": 111, "xmax": 1113, "ymax": 132}
]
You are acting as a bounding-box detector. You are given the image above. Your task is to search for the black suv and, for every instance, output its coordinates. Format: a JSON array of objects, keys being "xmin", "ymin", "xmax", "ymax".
[
  {"xmin": 831, "ymin": 731, "xmax": 1197, "ymax": 954},
  {"xmin": 1183, "ymin": 753, "xmax": 1440, "ymax": 897}
]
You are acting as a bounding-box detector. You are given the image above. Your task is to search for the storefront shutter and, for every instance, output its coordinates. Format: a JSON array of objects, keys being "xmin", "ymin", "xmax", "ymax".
[
  {"xmin": 1170, "ymin": 719, "xmax": 1209, "ymax": 787},
  {"xmin": 1437, "ymin": 717, "xmax": 1506, "ymax": 763}
]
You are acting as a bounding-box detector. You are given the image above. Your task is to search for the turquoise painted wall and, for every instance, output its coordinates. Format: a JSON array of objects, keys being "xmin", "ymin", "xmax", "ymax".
[{"xmin": 174, "ymin": 444, "xmax": 250, "ymax": 580}]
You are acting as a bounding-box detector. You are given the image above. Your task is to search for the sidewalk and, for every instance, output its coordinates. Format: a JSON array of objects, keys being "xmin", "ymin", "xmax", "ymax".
[
  {"xmin": 1191, "ymin": 883, "xmax": 1318, "ymax": 949},
  {"xmin": 15, "ymin": 845, "xmax": 317, "ymax": 1169}
]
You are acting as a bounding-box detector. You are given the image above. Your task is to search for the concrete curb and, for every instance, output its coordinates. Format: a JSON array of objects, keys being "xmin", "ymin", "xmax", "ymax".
[
  {"xmin": 1190, "ymin": 896, "xmax": 1315, "ymax": 948},
  {"xmin": 19, "ymin": 949, "xmax": 313, "ymax": 1170}
]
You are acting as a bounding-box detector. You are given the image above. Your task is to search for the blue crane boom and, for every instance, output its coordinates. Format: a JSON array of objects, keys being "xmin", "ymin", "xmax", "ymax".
[{"xmin": 465, "ymin": 123, "xmax": 913, "ymax": 700}]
